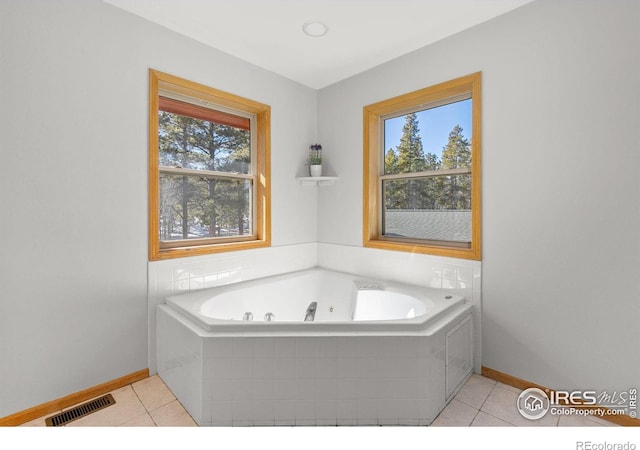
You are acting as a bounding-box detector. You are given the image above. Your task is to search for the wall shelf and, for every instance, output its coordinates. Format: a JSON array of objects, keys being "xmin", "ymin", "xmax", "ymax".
[{"xmin": 296, "ymin": 176, "xmax": 338, "ymax": 186}]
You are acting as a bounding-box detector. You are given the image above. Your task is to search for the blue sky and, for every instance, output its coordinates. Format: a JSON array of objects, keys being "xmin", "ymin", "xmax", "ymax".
[{"xmin": 384, "ymin": 99, "xmax": 472, "ymax": 159}]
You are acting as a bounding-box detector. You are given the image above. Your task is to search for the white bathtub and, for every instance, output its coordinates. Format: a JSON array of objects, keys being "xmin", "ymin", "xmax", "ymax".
[
  {"xmin": 164, "ymin": 268, "xmax": 464, "ymax": 332},
  {"xmin": 157, "ymin": 267, "xmax": 473, "ymax": 426}
]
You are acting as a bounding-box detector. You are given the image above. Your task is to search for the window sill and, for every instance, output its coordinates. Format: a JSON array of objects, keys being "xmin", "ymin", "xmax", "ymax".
[
  {"xmin": 364, "ymin": 238, "xmax": 481, "ymax": 261},
  {"xmin": 150, "ymin": 238, "xmax": 270, "ymax": 261}
]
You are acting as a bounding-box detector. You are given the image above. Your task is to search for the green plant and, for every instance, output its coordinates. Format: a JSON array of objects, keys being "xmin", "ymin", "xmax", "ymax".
[{"xmin": 308, "ymin": 144, "xmax": 322, "ymax": 165}]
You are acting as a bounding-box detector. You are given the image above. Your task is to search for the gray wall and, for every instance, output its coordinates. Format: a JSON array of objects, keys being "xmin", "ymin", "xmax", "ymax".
[
  {"xmin": 0, "ymin": 0, "xmax": 317, "ymax": 417},
  {"xmin": 318, "ymin": 0, "xmax": 639, "ymax": 393}
]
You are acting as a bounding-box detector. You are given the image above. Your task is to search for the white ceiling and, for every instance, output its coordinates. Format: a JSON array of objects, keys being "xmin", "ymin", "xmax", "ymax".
[{"xmin": 104, "ymin": 0, "xmax": 533, "ymax": 89}]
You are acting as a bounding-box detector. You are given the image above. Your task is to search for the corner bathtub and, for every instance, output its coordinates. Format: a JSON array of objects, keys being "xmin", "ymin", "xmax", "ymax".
[{"xmin": 157, "ymin": 268, "xmax": 473, "ymax": 426}]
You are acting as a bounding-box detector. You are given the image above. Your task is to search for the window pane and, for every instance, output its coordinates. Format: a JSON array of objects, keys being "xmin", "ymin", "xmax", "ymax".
[
  {"xmin": 382, "ymin": 175, "xmax": 471, "ymax": 242},
  {"xmin": 383, "ymin": 99, "xmax": 472, "ymax": 175},
  {"xmin": 158, "ymin": 111, "xmax": 251, "ymax": 174},
  {"xmin": 159, "ymin": 174, "xmax": 252, "ymax": 241}
]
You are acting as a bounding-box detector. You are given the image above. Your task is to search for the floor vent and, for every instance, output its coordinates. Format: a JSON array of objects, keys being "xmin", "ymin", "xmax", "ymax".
[{"xmin": 45, "ymin": 394, "xmax": 116, "ymax": 426}]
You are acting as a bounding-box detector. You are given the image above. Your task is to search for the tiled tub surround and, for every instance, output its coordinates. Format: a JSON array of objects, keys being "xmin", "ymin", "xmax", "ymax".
[
  {"xmin": 148, "ymin": 243, "xmax": 319, "ymax": 373},
  {"xmin": 156, "ymin": 271, "xmax": 473, "ymax": 426},
  {"xmin": 148, "ymin": 242, "xmax": 481, "ymax": 372}
]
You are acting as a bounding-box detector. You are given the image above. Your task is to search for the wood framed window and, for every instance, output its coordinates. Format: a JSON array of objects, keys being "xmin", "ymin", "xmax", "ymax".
[
  {"xmin": 363, "ymin": 72, "xmax": 481, "ymax": 260},
  {"xmin": 149, "ymin": 69, "xmax": 271, "ymax": 261}
]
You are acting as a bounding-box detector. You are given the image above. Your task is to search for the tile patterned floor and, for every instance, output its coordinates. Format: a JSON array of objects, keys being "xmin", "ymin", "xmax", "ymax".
[
  {"xmin": 20, "ymin": 374, "xmax": 618, "ymax": 427},
  {"xmin": 20, "ymin": 376, "xmax": 196, "ymax": 427},
  {"xmin": 432, "ymin": 375, "xmax": 617, "ymax": 427}
]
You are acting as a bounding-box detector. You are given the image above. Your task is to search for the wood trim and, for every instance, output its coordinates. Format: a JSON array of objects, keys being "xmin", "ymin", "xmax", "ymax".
[
  {"xmin": 0, "ymin": 369, "xmax": 149, "ymax": 426},
  {"xmin": 366, "ymin": 76, "xmax": 479, "ymax": 116},
  {"xmin": 156, "ymin": 71, "xmax": 268, "ymax": 116},
  {"xmin": 481, "ymin": 366, "xmax": 640, "ymax": 427},
  {"xmin": 470, "ymin": 72, "xmax": 482, "ymax": 260},
  {"xmin": 160, "ymin": 233, "xmax": 256, "ymax": 250},
  {"xmin": 149, "ymin": 70, "xmax": 160, "ymax": 261},
  {"xmin": 481, "ymin": 366, "xmax": 548, "ymax": 391},
  {"xmin": 256, "ymin": 108, "xmax": 272, "ymax": 250},
  {"xmin": 153, "ymin": 239, "xmax": 270, "ymax": 260},
  {"xmin": 362, "ymin": 72, "xmax": 482, "ymax": 261},
  {"xmin": 148, "ymin": 69, "xmax": 271, "ymax": 261}
]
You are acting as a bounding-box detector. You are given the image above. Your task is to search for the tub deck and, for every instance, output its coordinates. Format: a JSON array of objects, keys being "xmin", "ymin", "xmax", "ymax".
[{"xmin": 164, "ymin": 267, "xmax": 467, "ymax": 334}]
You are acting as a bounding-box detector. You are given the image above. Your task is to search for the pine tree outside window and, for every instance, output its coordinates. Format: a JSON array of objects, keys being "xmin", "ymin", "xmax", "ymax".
[
  {"xmin": 149, "ymin": 70, "xmax": 271, "ymax": 260},
  {"xmin": 363, "ymin": 73, "xmax": 481, "ymax": 260}
]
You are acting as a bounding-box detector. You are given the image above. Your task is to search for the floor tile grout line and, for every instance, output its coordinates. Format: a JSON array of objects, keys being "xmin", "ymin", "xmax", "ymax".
[
  {"xmin": 149, "ymin": 412, "xmax": 160, "ymax": 427},
  {"xmin": 468, "ymin": 406, "xmax": 482, "ymax": 426},
  {"xmin": 131, "ymin": 376, "xmax": 180, "ymax": 420},
  {"xmin": 130, "ymin": 382, "xmax": 148, "ymax": 413},
  {"xmin": 477, "ymin": 382, "xmax": 496, "ymax": 413},
  {"xmin": 477, "ymin": 383, "xmax": 519, "ymax": 427},
  {"xmin": 129, "ymin": 381, "xmax": 160, "ymax": 427},
  {"xmin": 131, "ymin": 382, "xmax": 160, "ymax": 419},
  {"xmin": 452, "ymin": 374, "xmax": 497, "ymax": 411}
]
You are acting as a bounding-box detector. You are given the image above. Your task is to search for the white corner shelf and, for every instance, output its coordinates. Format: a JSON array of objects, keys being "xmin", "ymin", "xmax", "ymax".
[{"xmin": 295, "ymin": 176, "xmax": 338, "ymax": 186}]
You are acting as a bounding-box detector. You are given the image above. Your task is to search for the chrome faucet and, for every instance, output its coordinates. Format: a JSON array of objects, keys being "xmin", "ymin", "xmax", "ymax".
[{"xmin": 304, "ymin": 301, "xmax": 317, "ymax": 322}]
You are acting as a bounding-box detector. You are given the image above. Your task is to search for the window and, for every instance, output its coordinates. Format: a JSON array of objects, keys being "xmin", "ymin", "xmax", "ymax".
[
  {"xmin": 363, "ymin": 72, "xmax": 481, "ymax": 260},
  {"xmin": 149, "ymin": 69, "xmax": 270, "ymax": 260}
]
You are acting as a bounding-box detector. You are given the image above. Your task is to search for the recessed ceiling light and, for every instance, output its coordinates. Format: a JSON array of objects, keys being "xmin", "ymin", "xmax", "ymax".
[{"xmin": 302, "ymin": 21, "xmax": 328, "ymax": 38}]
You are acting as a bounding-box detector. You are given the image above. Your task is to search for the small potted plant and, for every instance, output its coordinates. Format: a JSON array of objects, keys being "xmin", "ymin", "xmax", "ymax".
[{"xmin": 308, "ymin": 144, "xmax": 323, "ymax": 177}]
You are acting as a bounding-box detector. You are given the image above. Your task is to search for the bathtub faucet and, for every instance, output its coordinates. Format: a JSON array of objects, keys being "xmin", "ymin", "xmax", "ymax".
[{"xmin": 304, "ymin": 301, "xmax": 317, "ymax": 322}]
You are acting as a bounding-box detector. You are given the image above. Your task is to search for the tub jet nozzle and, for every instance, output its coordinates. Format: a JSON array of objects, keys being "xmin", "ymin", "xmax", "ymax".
[{"xmin": 304, "ymin": 301, "xmax": 318, "ymax": 322}]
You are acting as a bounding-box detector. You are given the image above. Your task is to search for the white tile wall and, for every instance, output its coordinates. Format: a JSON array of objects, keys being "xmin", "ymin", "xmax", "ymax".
[
  {"xmin": 148, "ymin": 243, "xmax": 318, "ymax": 373},
  {"xmin": 317, "ymin": 243, "xmax": 482, "ymax": 372},
  {"xmin": 156, "ymin": 307, "xmax": 205, "ymax": 423},
  {"xmin": 228, "ymin": 336, "xmax": 421, "ymax": 426},
  {"xmin": 149, "ymin": 242, "xmax": 482, "ymax": 374}
]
